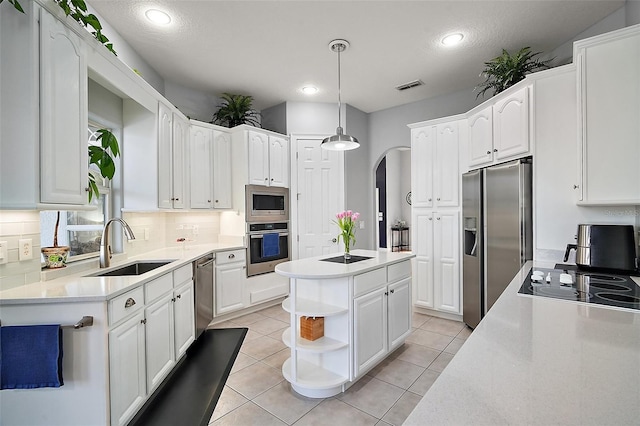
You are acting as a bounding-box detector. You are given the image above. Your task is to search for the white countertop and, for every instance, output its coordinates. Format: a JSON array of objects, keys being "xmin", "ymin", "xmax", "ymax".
[
  {"xmin": 404, "ymin": 260, "xmax": 640, "ymax": 425},
  {"xmin": 0, "ymin": 243, "xmax": 243, "ymax": 305},
  {"xmin": 275, "ymin": 249, "xmax": 415, "ymax": 279}
]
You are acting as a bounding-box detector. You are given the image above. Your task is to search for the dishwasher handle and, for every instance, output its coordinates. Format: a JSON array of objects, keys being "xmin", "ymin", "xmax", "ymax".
[{"xmin": 196, "ymin": 257, "xmax": 215, "ymax": 268}]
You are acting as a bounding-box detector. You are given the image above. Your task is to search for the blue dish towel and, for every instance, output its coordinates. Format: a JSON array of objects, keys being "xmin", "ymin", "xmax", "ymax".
[
  {"xmin": 1, "ymin": 324, "xmax": 63, "ymax": 389},
  {"xmin": 262, "ymin": 233, "xmax": 280, "ymax": 257}
]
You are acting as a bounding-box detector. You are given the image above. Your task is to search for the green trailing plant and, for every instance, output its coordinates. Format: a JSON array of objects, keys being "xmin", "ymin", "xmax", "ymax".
[
  {"xmin": 1, "ymin": 0, "xmax": 116, "ymax": 55},
  {"xmin": 88, "ymin": 129, "xmax": 120, "ymax": 203},
  {"xmin": 475, "ymin": 47, "xmax": 552, "ymax": 99},
  {"xmin": 211, "ymin": 93, "xmax": 261, "ymax": 128}
]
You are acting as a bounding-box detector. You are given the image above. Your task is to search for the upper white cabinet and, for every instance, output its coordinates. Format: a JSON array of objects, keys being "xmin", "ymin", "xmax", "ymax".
[
  {"xmin": 39, "ymin": 8, "xmax": 89, "ymax": 205},
  {"xmin": 158, "ymin": 103, "xmax": 189, "ymax": 209},
  {"xmin": 410, "ymin": 119, "xmax": 461, "ymax": 209},
  {"xmin": 467, "ymin": 106, "xmax": 493, "ymax": 167},
  {"xmin": 467, "ymin": 84, "xmax": 531, "ymax": 169},
  {"xmin": 189, "ymin": 121, "xmax": 233, "ymax": 209},
  {"xmin": 247, "ymin": 130, "xmax": 290, "ymax": 187},
  {"xmin": 212, "ymin": 130, "xmax": 233, "ymax": 209},
  {"xmin": 575, "ymin": 24, "xmax": 640, "ymax": 205}
]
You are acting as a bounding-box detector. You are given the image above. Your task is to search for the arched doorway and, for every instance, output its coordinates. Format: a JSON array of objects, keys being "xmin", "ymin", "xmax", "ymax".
[{"xmin": 375, "ymin": 147, "xmax": 411, "ymax": 251}]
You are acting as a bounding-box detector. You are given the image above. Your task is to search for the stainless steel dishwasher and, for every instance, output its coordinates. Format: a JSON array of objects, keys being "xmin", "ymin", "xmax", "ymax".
[{"xmin": 194, "ymin": 253, "xmax": 215, "ymax": 339}]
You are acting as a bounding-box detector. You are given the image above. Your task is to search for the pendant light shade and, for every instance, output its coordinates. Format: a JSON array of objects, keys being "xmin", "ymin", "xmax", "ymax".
[{"xmin": 322, "ymin": 39, "xmax": 360, "ymax": 151}]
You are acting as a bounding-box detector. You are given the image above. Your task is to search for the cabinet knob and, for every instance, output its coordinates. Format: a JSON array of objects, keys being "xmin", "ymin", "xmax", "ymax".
[
  {"xmin": 215, "ymin": 200, "xmax": 219, "ymax": 203},
  {"xmin": 264, "ymin": 178, "xmax": 268, "ymax": 181},
  {"xmin": 175, "ymin": 198, "xmax": 179, "ymax": 201},
  {"xmin": 125, "ymin": 298, "xmax": 136, "ymax": 308},
  {"xmin": 332, "ymin": 238, "xmax": 337, "ymax": 243},
  {"xmin": 170, "ymin": 197, "xmax": 175, "ymax": 201},
  {"xmin": 84, "ymin": 187, "xmax": 90, "ymax": 192},
  {"xmin": 140, "ymin": 318, "xmax": 147, "ymax": 325},
  {"xmin": 437, "ymin": 217, "xmax": 441, "ymax": 220},
  {"xmin": 428, "ymin": 198, "xmax": 432, "ymax": 202},
  {"xmin": 271, "ymin": 178, "xmax": 274, "ymax": 181},
  {"xmin": 573, "ymin": 184, "xmax": 579, "ymax": 189},
  {"xmin": 493, "ymin": 149, "xmax": 498, "ymax": 152},
  {"xmin": 229, "ymin": 253, "xmax": 235, "ymax": 259},
  {"xmin": 385, "ymin": 291, "xmax": 389, "ymax": 296},
  {"xmin": 172, "ymin": 297, "xmax": 176, "ymax": 302},
  {"xmin": 176, "ymin": 294, "xmax": 181, "ymax": 299},
  {"xmin": 428, "ymin": 217, "xmax": 432, "ymax": 221},
  {"xmin": 390, "ymin": 289, "xmax": 395, "ymax": 294},
  {"xmin": 208, "ymin": 200, "xmax": 211, "ymax": 203},
  {"xmin": 486, "ymin": 150, "xmax": 491, "ymax": 155},
  {"xmin": 437, "ymin": 198, "xmax": 441, "ymax": 201}
]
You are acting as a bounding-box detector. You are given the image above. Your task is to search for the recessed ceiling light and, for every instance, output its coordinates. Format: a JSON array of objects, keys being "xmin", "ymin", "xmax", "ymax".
[
  {"xmin": 145, "ymin": 9, "xmax": 171, "ymax": 25},
  {"xmin": 301, "ymin": 86, "xmax": 319, "ymax": 95},
  {"xmin": 441, "ymin": 33, "xmax": 464, "ymax": 46}
]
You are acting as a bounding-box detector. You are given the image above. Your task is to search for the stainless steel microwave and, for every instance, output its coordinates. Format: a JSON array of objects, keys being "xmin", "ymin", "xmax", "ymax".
[{"xmin": 245, "ymin": 184, "xmax": 289, "ymax": 223}]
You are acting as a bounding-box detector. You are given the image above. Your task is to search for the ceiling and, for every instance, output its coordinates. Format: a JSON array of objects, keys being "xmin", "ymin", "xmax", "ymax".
[{"xmin": 89, "ymin": 0, "xmax": 624, "ymax": 113}]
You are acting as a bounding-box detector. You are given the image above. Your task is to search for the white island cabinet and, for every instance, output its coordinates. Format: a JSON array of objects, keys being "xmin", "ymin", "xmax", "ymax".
[{"xmin": 275, "ymin": 250, "xmax": 414, "ymax": 398}]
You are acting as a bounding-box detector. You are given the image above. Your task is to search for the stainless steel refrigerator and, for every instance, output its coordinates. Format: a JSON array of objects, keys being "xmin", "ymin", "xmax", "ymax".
[{"xmin": 462, "ymin": 158, "xmax": 532, "ymax": 328}]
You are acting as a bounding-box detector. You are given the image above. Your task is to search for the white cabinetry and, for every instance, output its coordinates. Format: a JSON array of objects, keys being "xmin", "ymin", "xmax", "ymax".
[
  {"xmin": 189, "ymin": 121, "xmax": 233, "ymax": 209},
  {"xmin": 39, "ymin": 8, "xmax": 88, "ymax": 205},
  {"xmin": 215, "ymin": 249, "xmax": 247, "ymax": 315},
  {"xmin": 467, "ymin": 84, "xmax": 531, "ymax": 169},
  {"xmin": 158, "ymin": 102, "xmax": 189, "ymax": 209},
  {"xmin": 574, "ymin": 24, "xmax": 640, "ymax": 205},
  {"xmin": 108, "ymin": 311, "xmax": 146, "ymax": 426},
  {"xmin": 410, "ymin": 120, "xmax": 461, "ymax": 209},
  {"xmin": 410, "ymin": 116, "xmax": 462, "ymax": 316},
  {"xmin": 281, "ymin": 257, "xmax": 412, "ymax": 398},
  {"xmin": 412, "ymin": 210, "xmax": 460, "ymax": 314},
  {"xmin": 246, "ymin": 129, "xmax": 290, "ymax": 187},
  {"xmin": 108, "ymin": 264, "xmax": 194, "ymax": 426}
]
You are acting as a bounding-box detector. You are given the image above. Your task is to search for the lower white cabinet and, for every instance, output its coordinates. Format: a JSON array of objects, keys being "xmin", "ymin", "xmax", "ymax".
[
  {"xmin": 108, "ymin": 264, "xmax": 195, "ymax": 426},
  {"xmin": 413, "ymin": 209, "xmax": 460, "ymax": 314},
  {"xmin": 145, "ymin": 293, "xmax": 175, "ymax": 393},
  {"xmin": 215, "ymin": 250, "xmax": 246, "ymax": 315},
  {"xmin": 108, "ymin": 311, "xmax": 146, "ymax": 426},
  {"xmin": 354, "ymin": 277, "xmax": 412, "ymax": 377}
]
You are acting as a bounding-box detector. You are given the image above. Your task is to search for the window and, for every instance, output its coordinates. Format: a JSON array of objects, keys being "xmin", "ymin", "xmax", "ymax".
[{"xmin": 40, "ymin": 121, "xmax": 117, "ymax": 261}]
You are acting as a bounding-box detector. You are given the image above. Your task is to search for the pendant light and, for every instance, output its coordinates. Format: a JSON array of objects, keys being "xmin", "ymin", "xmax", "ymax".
[{"xmin": 321, "ymin": 39, "xmax": 360, "ymax": 151}]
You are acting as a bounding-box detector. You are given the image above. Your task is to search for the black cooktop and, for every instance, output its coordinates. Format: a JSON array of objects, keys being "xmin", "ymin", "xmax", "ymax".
[{"xmin": 518, "ymin": 267, "xmax": 640, "ymax": 311}]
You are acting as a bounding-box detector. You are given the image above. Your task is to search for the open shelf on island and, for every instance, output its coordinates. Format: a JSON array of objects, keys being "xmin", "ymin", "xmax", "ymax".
[
  {"xmin": 282, "ymin": 358, "xmax": 348, "ymax": 398},
  {"xmin": 282, "ymin": 297, "xmax": 348, "ymax": 317},
  {"xmin": 282, "ymin": 328, "xmax": 348, "ymax": 353}
]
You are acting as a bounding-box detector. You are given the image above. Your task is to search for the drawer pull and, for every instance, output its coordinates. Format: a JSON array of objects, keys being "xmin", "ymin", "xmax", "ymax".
[
  {"xmin": 228, "ymin": 253, "xmax": 235, "ymax": 259},
  {"xmin": 124, "ymin": 298, "xmax": 136, "ymax": 308}
]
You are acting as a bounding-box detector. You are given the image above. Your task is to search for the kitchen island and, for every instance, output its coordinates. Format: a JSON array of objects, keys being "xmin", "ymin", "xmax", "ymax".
[
  {"xmin": 275, "ymin": 249, "xmax": 415, "ymax": 398},
  {"xmin": 404, "ymin": 260, "xmax": 640, "ymax": 425}
]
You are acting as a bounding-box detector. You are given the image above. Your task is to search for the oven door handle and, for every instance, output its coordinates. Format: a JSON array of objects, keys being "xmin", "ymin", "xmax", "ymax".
[{"xmin": 250, "ymin": 233, "xmax": 289, "ymax": 239}]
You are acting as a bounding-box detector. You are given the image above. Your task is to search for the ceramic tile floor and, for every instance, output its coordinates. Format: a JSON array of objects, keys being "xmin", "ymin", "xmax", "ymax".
[{"xmin": 208, "ymin": 305, "xmax": 472, "ymax": 426}]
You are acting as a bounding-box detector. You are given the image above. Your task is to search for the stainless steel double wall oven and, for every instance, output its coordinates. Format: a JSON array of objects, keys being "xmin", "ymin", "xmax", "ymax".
[{"xmin": 245, "ymin": 185, "xmax": 291, "ymax": 276}]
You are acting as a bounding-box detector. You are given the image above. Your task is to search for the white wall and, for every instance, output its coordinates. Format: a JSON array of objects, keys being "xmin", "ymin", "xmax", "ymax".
[
  {"xmin": 628, "ymin": 0, "xmax": 640, "ymax": 25},
  {"xmin": 164, "ymin": 81, "xmax": 220, "ymax": 122},
  {"xmin": 261, "ymin": 102, "xmax": 287, "ymax": 134},
  {"xmin": 0, "ymin": 211, "xmax": 41, "ymax": 290},
  {"xmin": 86, "ymin": 3, "xmax": 165, "ymax": 94}
]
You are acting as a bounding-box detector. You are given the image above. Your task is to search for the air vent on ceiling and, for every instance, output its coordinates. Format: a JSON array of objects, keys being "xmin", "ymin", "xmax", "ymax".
[{"xmin": 395, "ymin": 79, "xmax": 424, "ymax": 91}]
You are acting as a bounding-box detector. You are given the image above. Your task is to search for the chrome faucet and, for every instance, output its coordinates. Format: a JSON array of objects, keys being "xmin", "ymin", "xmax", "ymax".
[{"xmin": 100, "ymin": 218, "xmax": 136, "ymax": 268}]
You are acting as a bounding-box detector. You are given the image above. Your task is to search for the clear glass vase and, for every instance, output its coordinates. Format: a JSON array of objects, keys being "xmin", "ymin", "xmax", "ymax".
[{"xmin": 344, "ymin": 241, "xmax": 351, "ymax": 260}]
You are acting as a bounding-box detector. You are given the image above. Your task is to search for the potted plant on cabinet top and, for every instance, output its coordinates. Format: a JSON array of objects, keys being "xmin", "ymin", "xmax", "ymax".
[
  {"xmin": 41, "ymin": 129, "xmax": 120, "ymax": 268},
  {"xmin": 475, "ymin": 46, "xmax": 552, "ymax": 99},
  {"xmin": 210, "ymin": 93, "xmax": 261, "ymax": 128}
]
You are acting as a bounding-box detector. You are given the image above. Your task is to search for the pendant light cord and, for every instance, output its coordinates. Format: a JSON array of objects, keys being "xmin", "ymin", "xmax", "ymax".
[{"xmin": 337, "ymin": 44, "xmax": 342, "ymax": 129}]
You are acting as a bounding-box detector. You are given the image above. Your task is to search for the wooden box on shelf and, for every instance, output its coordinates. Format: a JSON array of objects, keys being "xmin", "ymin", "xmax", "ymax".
[{"xmin": 300, "ymin": 316, "xmax": 324, "ymax": 341}]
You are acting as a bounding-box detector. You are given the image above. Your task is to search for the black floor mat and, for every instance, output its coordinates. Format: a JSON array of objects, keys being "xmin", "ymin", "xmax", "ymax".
[{"xmin": 129, "ymin": 327, "xmax": 248, "ymax": 426}]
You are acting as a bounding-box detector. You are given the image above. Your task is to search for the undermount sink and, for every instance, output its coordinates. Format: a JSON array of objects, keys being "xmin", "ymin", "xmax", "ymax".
[{"xmin": 90, "ymin": 261, "xmax": 175, "ymax": 277}]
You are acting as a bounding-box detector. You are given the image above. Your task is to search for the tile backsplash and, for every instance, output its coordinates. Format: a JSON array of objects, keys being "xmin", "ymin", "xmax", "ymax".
[
  {"xmin": 0, "ymin": 211, "xmax": 42, "ymax": 291},
  {"xmin": 0, "ymin": 210, "xmax": 224, "ymax": 291}
]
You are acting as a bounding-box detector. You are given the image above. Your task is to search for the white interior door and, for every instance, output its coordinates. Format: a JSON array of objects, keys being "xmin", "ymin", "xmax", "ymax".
[{"xmin": 292, "ymin": 136, "xmax": 344, "ymax": 259}]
